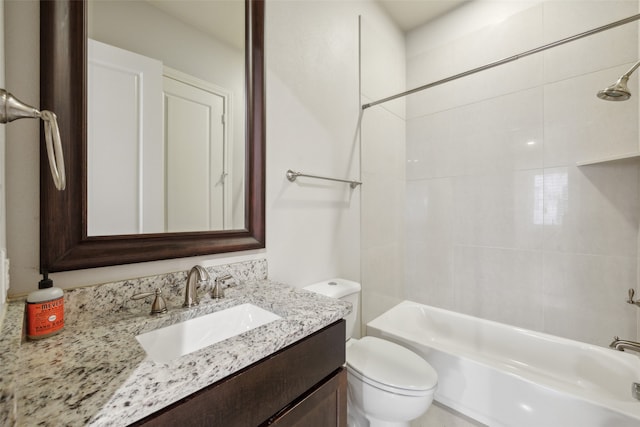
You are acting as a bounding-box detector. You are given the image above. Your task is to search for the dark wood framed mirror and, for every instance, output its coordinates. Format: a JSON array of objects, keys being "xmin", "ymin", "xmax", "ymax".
[{"xmin": 40, "ymin": 0, "xmax": 265, "ymax": 273}]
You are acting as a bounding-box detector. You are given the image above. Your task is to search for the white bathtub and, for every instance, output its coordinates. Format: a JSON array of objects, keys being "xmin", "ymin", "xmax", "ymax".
[{"xmin": 366, "ymin": 301, "xmax": 640, "ymax": 427}]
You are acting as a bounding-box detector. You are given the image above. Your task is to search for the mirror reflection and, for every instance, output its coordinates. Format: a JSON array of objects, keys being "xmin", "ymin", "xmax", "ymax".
[{"xmin": 87, "ymin": 0, "xmax": 245, "ymax": 236}]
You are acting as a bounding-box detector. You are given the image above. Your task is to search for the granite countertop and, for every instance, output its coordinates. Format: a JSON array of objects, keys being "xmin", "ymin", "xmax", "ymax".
[{"xmin": 0, "ymin": 273, "xmax": 350, "ymax": 426}]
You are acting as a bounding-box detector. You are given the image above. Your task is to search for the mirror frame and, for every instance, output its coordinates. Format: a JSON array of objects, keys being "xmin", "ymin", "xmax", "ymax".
[{"xmin": 40, "ymin": 0, "xmax": 265, "ymax": 273}]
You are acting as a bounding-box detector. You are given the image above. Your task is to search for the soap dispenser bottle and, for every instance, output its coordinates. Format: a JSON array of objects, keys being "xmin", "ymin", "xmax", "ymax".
[{"xmin": 26, "ymin": 273, "xmax": 64, "ymax": 340}]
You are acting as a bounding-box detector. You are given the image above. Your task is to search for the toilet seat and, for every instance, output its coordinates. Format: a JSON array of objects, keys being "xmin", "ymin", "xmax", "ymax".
[{"xmin": 346, "ymin": 336, "xmax": 437, "ymax": 397}]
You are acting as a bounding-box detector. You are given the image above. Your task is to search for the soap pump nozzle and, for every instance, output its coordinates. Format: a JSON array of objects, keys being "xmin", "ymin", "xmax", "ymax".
[{"xmin": 39, "ymin": 272, "xmax": 54, "ymax": 289}]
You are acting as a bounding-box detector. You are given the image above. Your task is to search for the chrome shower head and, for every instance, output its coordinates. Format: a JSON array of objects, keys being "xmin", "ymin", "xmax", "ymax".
[
  {"xmin": 597, "ymin": 60, "xmax": 640, "ymax": 101},
  {"xmin": 597, "ymin": 75, "xmax": 631, "ymax": 101}
]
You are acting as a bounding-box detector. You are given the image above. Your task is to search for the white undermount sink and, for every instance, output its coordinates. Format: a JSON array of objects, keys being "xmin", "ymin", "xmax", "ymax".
[{"xmin": 136, "ymin": 303, "xmax": 281, "ymax": 363}]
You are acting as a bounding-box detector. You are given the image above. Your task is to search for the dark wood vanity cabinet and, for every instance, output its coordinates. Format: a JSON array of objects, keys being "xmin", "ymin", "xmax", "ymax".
[
  {"xmin": 133, "ymin": 320, "xmax": 347, "ymax": 427},
  {"xmin": 264, "ymin": 368, "xmax": 347, "ymax": 427}
]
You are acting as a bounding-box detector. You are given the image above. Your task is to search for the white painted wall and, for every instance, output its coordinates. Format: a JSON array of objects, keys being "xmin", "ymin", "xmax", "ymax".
[
  {"xmin": 5, "ymin": 0, "xmax": 40, "ymax": 298},
  {"xmin": 4, "ymin": 0, "xmax": 400, "ymax": 297},
  {"xmin": 404, "ymin": 0, "xmax": 640, "ymax": 347},
  {"xmin": 0, "ymin": 0, "xmax": 7, "ymax": 321},
  {"xmin": 265, "ymin": 0, "xmax": 371, "ymax": 287}
]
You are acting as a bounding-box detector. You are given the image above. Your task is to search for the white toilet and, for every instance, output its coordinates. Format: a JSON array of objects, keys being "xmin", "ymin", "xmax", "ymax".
[{"xmin": 304, "ymin": 279, "xmax": 438, "ymax": 427}]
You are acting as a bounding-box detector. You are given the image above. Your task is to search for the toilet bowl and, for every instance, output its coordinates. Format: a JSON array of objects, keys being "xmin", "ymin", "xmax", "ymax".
[
  {"xmin": 346, "ymin": 336, "xmax": 437, "ymax": 427},
  {"xmin": 304, "ymin": 279, "xmax": 438, "ymax": 427}
]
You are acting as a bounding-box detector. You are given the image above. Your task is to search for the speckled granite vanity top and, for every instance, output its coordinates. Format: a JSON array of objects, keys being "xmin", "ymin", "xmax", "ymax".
[{"xmin": 0, "ymin": 260, "xmax": 350, "ymax": 426}]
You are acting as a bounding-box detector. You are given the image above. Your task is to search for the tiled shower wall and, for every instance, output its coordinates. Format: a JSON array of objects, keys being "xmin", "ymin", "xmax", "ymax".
[
  {"xmin": 405, "ymin": 0, "xmax": 640, "ymax": 346},
  {"xmin": 360, "ymin": 13, "xmax": 407, "ymax": 326}
]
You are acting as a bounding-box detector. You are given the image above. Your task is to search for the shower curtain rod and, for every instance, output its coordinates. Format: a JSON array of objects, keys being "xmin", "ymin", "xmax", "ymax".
[{"xmin": 362, "ymin": 13, "xmax": 640, "ymax": 110}]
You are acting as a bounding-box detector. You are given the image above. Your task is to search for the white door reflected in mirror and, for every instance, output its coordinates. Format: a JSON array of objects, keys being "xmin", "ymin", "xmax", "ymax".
[
  {"xmin": 164, "ymin": 70, "xmax": 231, "ymax": 232},
  {"xmin": 88, "ymin": 40, "xmax": 164, "ymax": 235}
]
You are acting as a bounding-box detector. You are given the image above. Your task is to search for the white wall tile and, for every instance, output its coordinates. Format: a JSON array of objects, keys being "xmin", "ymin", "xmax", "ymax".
[
  {"xmin": 543, "ymin": 1, "xmax": 639, "ymax": 83},
  {"xmin": 407, "ymin": 55, "xmax": 543, "ymax": 119},
  {"xmin": 407, "ymin": 88, "xmax": 544, "ymax": 181},
  {"xmin": 453, "ymin": 246, "xmax": 544, "ymax": 331},
  {"xmin": 405, "ymin": 178, "xmax": 453, "ymax": 245},
  {"xmin": 541, "ymin": 165, "xmax": 639, "ymax": 257},
  {"xmin": 361, "ymin": 105, "xmax": 406, "ymax": 179},
  {"xmin": 456, "ymin": 88, "xmax": 544, "ymax": 175},
  {"xmin": 361, "ymin": 172, "xmax": 404, "ymax": 250},
  {"xmin": 406, "ymin": 4, "xmax": 544, "ymax": 119},
  {"xmin": 543, "ymin": 1, "xmax": 638, "ymax": 43},
  {"xmin": 542, "ymin": 251, "xmax": 637, "ymax": 345},
  {"xmin": 362, "ymin": 287, "xmax": 404, "ymax": 326},
  {"xmin": 362, "ymin": 242, "xmax": 404, "ymax": 323},
  {"xmin": 543, "ymin": 64, "xmax": 639, "ymax": 167},
  {"xmin": 406, "ymin": 109, "xmax": 461, "ymax": 180},
  {"xmin": 452, "ymin": 171, "xmax": 544, "ymax": 251},
  {"xmin": 405, "ymin": 240, "xmax": 455, "ymax": 310},
  {"xmin": 544, "ymin": 24, "xmax": 638, "ymax": 84},
  {"xmin": 359, "ymin": 1, "xmax": 407, "ymax": 334},
  {"xmin": 406, "ymin": 42, "xmax": 458, "ymax": 90},
  {"xmin": 448, "ymin": 3, "xmax": 543, "ymax": 73},
  {"xmin": 403, "ymin": 0, "xmax": 640, "ymax": 348},
  {"xmin": 405, "ymin": 178, "xmax": 455, "ymax": 309}
]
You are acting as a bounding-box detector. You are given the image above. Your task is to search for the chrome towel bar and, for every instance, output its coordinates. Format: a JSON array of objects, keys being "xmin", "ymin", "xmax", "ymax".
[{"xmin": 286, "ymin": 169, "xmax": 362, "ymax": 189}]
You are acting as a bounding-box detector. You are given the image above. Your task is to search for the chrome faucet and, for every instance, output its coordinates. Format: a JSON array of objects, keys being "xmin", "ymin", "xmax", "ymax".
[
  {"xmin": 183, "ymin": 265, "xmax": 210, "ymax": 307},
  {"xmin": 626, "ymin": 288, "xmax": 640, "ymax": 307},
  {"xmin": 131, "ymin": 288, "xmax": 168, "ymax": 315},
  {"xmin": 609, "ymin": 336, "xmax": 640, "ymax": 353},
  {"xmin": 212, "ymin": 274, "xmax": 236, "ymax": 299},
  {"xmin": 633, "ymin": 383, "xmax": 640, "ymax": 401}
]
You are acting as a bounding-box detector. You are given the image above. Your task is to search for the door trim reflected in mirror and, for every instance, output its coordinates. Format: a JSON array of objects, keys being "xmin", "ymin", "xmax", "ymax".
[{"xmin": 40, "ymin": 0, "xmax": 265, "ymax": 272}]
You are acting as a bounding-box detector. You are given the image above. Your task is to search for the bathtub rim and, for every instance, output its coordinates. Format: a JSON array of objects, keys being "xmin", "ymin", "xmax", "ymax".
[{"xmin": 366, "ymin": 300, "xmax": 640, "ymax": 423}]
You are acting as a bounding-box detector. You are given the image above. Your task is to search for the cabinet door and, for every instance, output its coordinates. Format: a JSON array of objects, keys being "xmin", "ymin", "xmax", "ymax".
[{"xmin": 264, "ymin": 368, "xmax": 347, "ymax": 427}]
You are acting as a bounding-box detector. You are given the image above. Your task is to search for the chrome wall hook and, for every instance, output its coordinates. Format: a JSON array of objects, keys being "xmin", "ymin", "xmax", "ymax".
[{"xmin": 0, "ymin": 89, "xmax": 40, "ymax": 123}]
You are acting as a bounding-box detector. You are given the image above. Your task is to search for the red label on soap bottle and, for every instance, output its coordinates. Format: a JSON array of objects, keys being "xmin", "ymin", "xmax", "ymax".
[{"xmin": 27, "ymin": 297, "xmax": 65, "ymax": 338}]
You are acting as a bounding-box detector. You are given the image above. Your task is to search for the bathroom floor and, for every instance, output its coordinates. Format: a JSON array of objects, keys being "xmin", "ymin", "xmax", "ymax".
[{"xmin": 412, "ymin": 402, "xmax": 486, "ymax": 427}]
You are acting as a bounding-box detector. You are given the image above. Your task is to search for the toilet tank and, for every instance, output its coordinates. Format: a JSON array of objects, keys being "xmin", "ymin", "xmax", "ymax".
[{"xmin": 303, "ymin": 279, "xmax": 360, "ymax": 340}]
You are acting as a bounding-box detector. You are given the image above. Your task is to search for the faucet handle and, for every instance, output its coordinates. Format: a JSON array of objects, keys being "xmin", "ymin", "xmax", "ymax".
[
  {"xmin": 218, "ymin": 274, "xmax": 236, "ymax": 287},
  {"xmin": 131, "ymin": 288, "xmax": 168, "ymax": 315},
  {"xmin": 627, "ymin": 289, "xmax": 640, "ymax": 306},
  {"xmin": 212, "ymin": 274, "xmax": 236, "ymax": 299}
]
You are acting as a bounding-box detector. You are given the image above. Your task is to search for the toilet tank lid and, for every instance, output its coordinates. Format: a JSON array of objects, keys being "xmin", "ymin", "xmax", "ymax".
[{"xmin": 303, "ymin": 278, "xmax": 361, "ymax": 299}]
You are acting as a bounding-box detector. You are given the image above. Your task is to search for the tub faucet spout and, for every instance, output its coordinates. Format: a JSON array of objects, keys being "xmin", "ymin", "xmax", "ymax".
[{"xmin": 609, "ymin": 336, "xmax": 640, "ymax": 353}]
